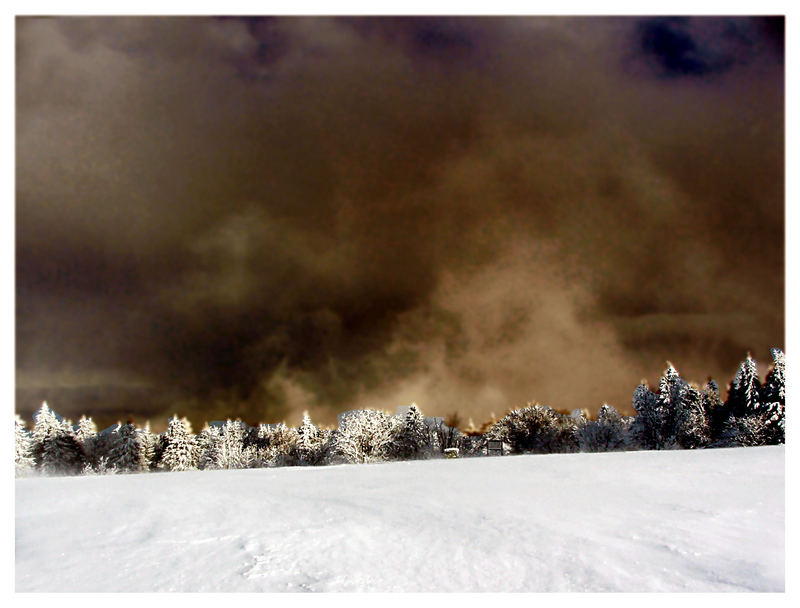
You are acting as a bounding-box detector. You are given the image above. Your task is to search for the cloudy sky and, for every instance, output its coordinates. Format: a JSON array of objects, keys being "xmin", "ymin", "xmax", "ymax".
[{"xmin": 16, "ymin": 16, "xmax": 784, "ymax": 431}]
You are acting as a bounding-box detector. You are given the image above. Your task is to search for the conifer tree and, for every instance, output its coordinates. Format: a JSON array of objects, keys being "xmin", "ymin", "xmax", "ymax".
[
  {"xmin": 630, "ymin": 365, "xmax": 702, "ymax": 450},
  {"xmin": 107, "ymin": 422, "xmax": 143, "ymax": 473},
  {"xmin": 718, "ymin": 353, "xmax": 777, "ymax": 446},
  {"xmin": 160, "ymin": 416, "xmax": 197, "ymax": 471},
  {"xmin": 726, "ymin": 354, "xmax": 762, "ymax": 419},
  {"xmin": 32, "ymin": 402, "xmax": 84, "ymax": 475},
  {"xmin": 296, "ymin": 413, "xmax": 327, "ymax": 465},
  {"xmin": 31, "ymin": 401, "xmax": 56, "ymax": 462},
  {"xmin": 218, "ymin": 419, "xmax": 247, "ymax": 469},
  {"xmin": 761, "ymin": 348, "xmax": 785, "ymax": 406},
  {"xmin": 74, "ymin": 415, "xmax": 97, "ymax": 443},
  {"xmin": 389, "ymin": 404, "xmax": 429, "ymax": 460},
  {"xmin": 760, "ymin": 348, "xmax": 785, "ymax": 445},
  {"xmin": 630, "ymin": 382, "xmax": 660, "ymax": 450},
  {"xmin": 15, "ymin": 414, "xmax": 35, "ymax": 476},
  {"xmin": 656, "ymin": 364, "xmax": 690, "ymax": 447},
  {"xmin": 74, "ymin": 415, "xmax": 98, "ymax": 468},
  {"xmin": 197, "ymin": 424, "xmax": 221, "ymax": 470},
  {"xmin": 137, "ymin": 422, "xmax": 157, "ymax": 470}
]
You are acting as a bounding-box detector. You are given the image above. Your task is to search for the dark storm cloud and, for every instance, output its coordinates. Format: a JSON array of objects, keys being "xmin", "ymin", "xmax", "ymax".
[
  {"xmin": 635, "ymin": 16, "xmax": 784, "ymax": 78},
  {"xmin": 16, "ymin": 16, "xmax": 784, "ymax": 431},
  {"xmin": 638, "ymin": 17, "xmax": 734, "ymax": 77}
]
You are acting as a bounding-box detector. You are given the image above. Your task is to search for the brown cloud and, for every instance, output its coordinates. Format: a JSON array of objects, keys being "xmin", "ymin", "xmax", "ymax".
[{"xmin": 16, "ymin": 17, "xmax": 784, "ymax": 430}]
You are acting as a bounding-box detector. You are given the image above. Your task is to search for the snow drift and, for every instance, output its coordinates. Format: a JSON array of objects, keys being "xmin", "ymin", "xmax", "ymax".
[{"xmin": 15, "ymin": 446, "xmax": 784, "ymax": 592}]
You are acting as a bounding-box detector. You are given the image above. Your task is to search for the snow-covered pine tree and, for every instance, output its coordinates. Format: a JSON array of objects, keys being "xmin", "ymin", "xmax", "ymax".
[
  {"xmin": 718, "ymin": 354, "xmax": 771, "ymax": 447},
  {"xmin": 159, "ymin": 416, "xmax": 197, "ymax": 471},
  {"xmin": 74, "ymin": 415, "xmax": 97, "ymax": 442},
  {"xmin": 197, "ymin": 424, "xmax": 221, "ymax": 470},
  {"xmin": 74, "ymin": 415, "xmax": 98, "ymax": 469},
  {"xmin": 15, "ymin": 414, "xmax": 35, "ymax": 476},
  {"xmin": 389, "ymin": 404, "xmax": 429, "ymax": 460},
  {"xmin": 761, "ymin": 348, "xmax": 785, "ymax": 405},
  {"xmin": 296, "ymin": 413, "xmax": 327, "ymax": 465},
  {"xmin": 656, "ymin": 363, "xmax": 690, "ymax": 448},
  {"xmin": 630, "ymin": 365, "xmax": 694, "ymax": 450},
  {"xmin": 760, "ymin": 348, "xmax": 785, "ymax": 445},
  {"xmin": 726, "ymin": 354, "xmax": 762, "ymax": 420},
  {"xmin": 137, "ymin": 422, "xmax": 157, "ymax": 470},
  {"xmin": 217, "ymin": 419, "xmax": 247, "ymax": 469},
  {"xmin": 107, "ymin": 422, "xmax": 143, "ymax": 473},
  {"xmin": 31, "ymin": 402, "xmax": 56, "ymax": 465},
  {"xmin": 331, "ymin": 409, "xmax": 395, "ymax": 464},
  {"xmin": 629, "ymin": 382, "xmax": 660, "ymax": 450},
  {"xmin": 32, "ymin": 402, "xmax": 84, "ymax": 475}
]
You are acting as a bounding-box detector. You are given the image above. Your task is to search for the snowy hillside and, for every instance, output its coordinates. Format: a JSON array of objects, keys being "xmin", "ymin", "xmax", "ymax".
[{"xmin": 15, "ymin": 446, "xmax": 784, "ymax": 592}]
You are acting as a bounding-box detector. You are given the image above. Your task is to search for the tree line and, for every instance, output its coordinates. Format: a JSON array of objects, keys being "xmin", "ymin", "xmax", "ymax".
[{"xmin": 14, "ymin": 349, "xmax": 785, "ymax": 477}]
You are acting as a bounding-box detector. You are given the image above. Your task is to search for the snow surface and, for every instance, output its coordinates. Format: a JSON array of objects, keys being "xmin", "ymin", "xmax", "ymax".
[{"xmin": 15, "ymin": 446, "xmax": 784, "ymax": 592}]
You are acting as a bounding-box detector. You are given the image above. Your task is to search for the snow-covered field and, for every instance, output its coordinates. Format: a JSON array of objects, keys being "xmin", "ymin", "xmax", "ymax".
[{"xmin": 15, "ymin": 446, "xmax": 784, "ymax": 592}]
